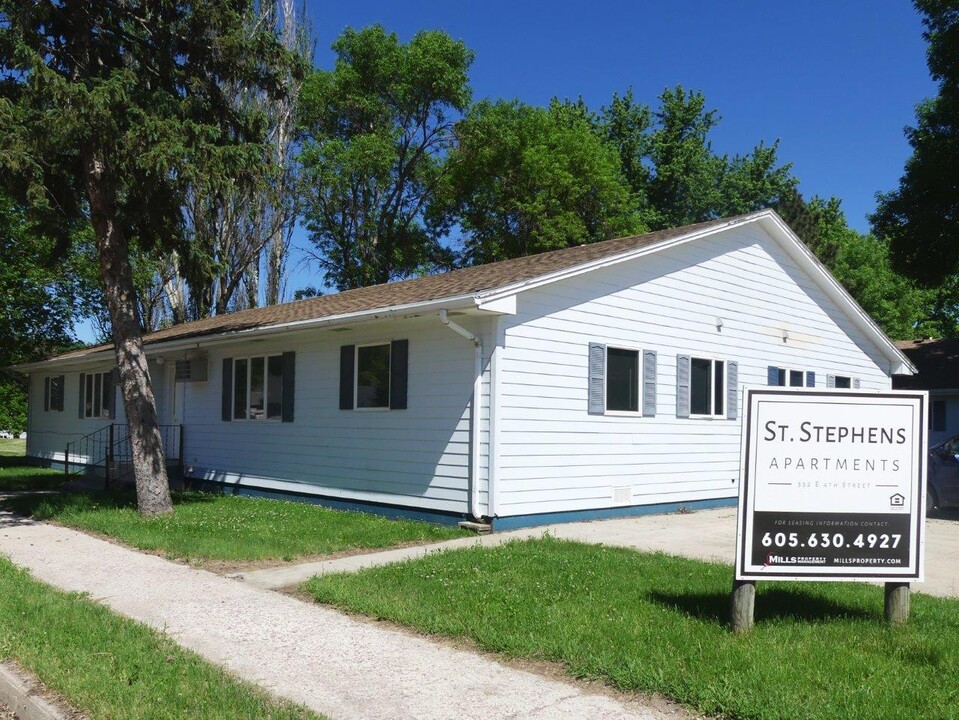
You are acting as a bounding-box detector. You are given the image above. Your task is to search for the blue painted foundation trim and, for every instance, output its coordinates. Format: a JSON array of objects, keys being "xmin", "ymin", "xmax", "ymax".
[
  {"xmin": 185, "ymin": 477, "xmax": 468, "ymax": 527},
  {"xmin": 491, "ymin": 497, "xmax": 737, "ymax": 531}
]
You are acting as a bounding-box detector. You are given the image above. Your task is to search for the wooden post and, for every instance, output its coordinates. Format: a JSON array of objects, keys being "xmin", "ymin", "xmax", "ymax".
[
  {"xmin": 884, "ymin": 582, "xmax": 910, "ymax": 625},
  {"xmin": 64, "ymin": 444, "xmax": 69, "ymax": 476},
  {"xmin": 730, "ymin": 579, "xmax": 756, "ymax": 633}
]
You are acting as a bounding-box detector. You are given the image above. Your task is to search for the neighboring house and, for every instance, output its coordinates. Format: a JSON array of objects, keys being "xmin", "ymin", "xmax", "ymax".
[
  {"xmin": 16, "ymin": 210, "xmax": 914, "ymax": 529},
  {"xmin": 894, "ymin": 338, "xmax": 959, "ymax": 446}
]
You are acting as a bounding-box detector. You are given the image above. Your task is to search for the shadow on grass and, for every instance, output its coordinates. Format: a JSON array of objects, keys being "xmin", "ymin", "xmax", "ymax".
[
  {"xmin": 3, "ymin": 488, "xmax": 220, "ymax": 520},
  {"xmin": 648, "ymin": 587, "xmax": 875, "ymax": 625}
]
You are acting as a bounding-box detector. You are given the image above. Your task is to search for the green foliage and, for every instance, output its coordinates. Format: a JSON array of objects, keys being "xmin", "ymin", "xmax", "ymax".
[
  {"xmin": 444, "ymin": 98, "xmax": 644, "ymax": 264},
  {"xmin": 299, "ymin": 25, "xmax": 472, "ymax": 289},
  {"xmin": 873, "ymin": 1, "xmax": 959, "ymax": 285},
  {"xmin": 306, "ymin": 536, "xmax": 959, "ymax": 720},
  {"xmin": 774, "ymin": 187, "xmax": 830, "ymax": 261},
  {"xmin": 0, "ymin": 193, "xmax": 87, "ymax": 366},
  {"xmin": 0, "ymin": 377, "xmax": 26, "ymax": 434},
  {"xmin": 0, "ymin": 1, "xmax": 296, "ymax": 250},
  {"xmin": 6, "ymin": 489, "xmax": 463, "ymax": 564},
  {"xmin": 815, "ymin": 197, "xmax": 934, "ymax": 340},
  {"xmin": 601, "ymin": 86, "xmax": 797, "ymax": 230}
]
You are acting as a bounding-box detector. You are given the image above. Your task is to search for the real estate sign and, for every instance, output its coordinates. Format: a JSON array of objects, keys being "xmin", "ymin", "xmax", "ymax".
[{"xmin": 735, "ymin": 389, "xmax": 927, "ymax": 582}]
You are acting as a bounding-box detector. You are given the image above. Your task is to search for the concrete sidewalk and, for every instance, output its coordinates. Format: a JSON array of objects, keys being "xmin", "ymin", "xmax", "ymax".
[
  {"xmin": 236, "ymin": 508, "xmax": 738, "ymax": 590},
  {"xmin": 0, "ymin": 509, "xmax": 683, "ymax": 720},
  {"xmin": 238, "ymin": 506, "xmax": 959, "ymax": 599}
]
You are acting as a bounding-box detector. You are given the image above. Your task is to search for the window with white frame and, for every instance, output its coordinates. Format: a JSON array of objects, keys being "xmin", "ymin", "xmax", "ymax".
[
  {"xmin": 772, "ymin": 367, "xmax": 807, "ymax": 387},
  {"xmin": 606, "ymin": 347, "xmax": 640, "ymax": 413},
  {"xmin": 82, "ymin": 372, "xmax": 112, "ymax": 419},
  {"xmin": 690, "ymin": 357, "xmax": 725, "ymax": 417},
  {"xmin": 233, "ymin": 355, "xmax": 284, "ymax": 420},
  {"xmin": 356, "ymin": 343, "xmax": 391, "ymax": 409}
]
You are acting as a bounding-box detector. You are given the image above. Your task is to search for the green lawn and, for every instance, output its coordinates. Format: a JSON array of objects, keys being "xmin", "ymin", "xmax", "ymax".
[
  {"xmin": 0, "ymin": 438, "xmax": 25, "ymax": 457},
  {"xmin": 305, "ymin": 536, "xmax": 958, "ymax": 720},
  {"xmin": 0, "ymin": 556, "xmax": 321, "ymax": 719},
  {"xmin": 5, "ymin": 488, "xmax": 464, "ymax": 564},
  {"xmin": 0, "ymin": 440, "xmax": 65, "ymax": 491}
]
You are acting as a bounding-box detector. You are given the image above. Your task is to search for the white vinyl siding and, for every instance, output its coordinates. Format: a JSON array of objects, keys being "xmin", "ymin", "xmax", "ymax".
[
  {"xmin": 26, "ymin": 367, "xmax": 130, "ymax": 464},
  {"xmin": 176, "ymin": 316, "xmax": 491, "ymax": 516},
  {"xmin": 493, "ymin": 223, "xmax": 893, "ymax": 518}
]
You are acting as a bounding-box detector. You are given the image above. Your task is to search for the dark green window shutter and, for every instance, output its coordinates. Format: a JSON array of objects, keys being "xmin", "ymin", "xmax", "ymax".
[
  {"xmin": 727, "ymin": 361, "xmax": 739, "ymax": 420},
  {"xmin": 588, "ymin": 343, "xmax": 606, "ymax": 414},
  {"xmin": 281, "ymin": 351, "xmax": 296, "ymax": 422},
  {"xmin": 339, "ymin": 345, "xmax": 355, "ymax": 410},
  {"xmin": 106, "ymin": 369, "xmax": 119, "ymax": 419},
  {"xmin": 676, "ymin": 355, "xmax": 691, "ymax": 418},
  {"xmin": 390, "ymin": 340, "xmax": 408, "ymax": 410},
  {"xmin": 642, "ymin": 350, "xmax": 657, "ymax": 416},
  {"xmin": 78, "ymin": 373, "xmax": 85, "ymax": 417},
  {"xmin": 43, "ymin": 377, "xmax": 50, "ymax": 412},
  {"xmin": 221, "ymin": 358, "xmax": 233, "ymax": 421},
  {"xmin": 767, "ymin": 366, "xmax": 780, "ymax": 386},
  {"xmin": 806, "ymin": 371, "xmax": 815, "ymax": 388}
]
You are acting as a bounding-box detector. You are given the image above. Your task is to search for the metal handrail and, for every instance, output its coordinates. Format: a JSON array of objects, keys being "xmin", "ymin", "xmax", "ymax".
[
  {"xmin": 64, "ymin": 423, "xmax": 183, "ymax": 486},
  {"xmin": 64, "ymin": 424, "xmax": 112, "ymax": 476},
  {"xmin": 103, "ymin": 424, "xmax": 183, "ymax": 487}
]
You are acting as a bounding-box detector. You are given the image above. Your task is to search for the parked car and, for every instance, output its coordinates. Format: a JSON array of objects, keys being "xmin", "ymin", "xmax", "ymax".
[{"xmin": 927, "ymin": 434, "xmax": 959, "ymax": 512}]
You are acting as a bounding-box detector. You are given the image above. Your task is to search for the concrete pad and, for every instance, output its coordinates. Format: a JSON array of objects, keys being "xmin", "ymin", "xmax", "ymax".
[{"xmin": 0, "ymin": 510, "xmax": 682, "ymax": 720}]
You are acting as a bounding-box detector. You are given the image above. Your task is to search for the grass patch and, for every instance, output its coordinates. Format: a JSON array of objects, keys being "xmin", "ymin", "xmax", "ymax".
[
  {"xmin": 0, "ymin": 556, "xmax": 320, "ymax": 719},
  {"xmin": 0, "ymin": 442, "xmax": 64, "ymax": 491},
  {"xmin": 304, "ymin": 536, "xmax": 958, "ymax": 720},
  {"xmin": 0, "ymin": 438, "xmax": 26, "ymax": 457},
  {"xmin": 5, "ymin": 488, "xmax": 464, "ymax": 564}
]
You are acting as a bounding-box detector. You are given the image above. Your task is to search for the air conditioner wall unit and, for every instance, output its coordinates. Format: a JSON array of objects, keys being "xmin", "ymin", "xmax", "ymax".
[{"xmin": 174, "ymin": 356, "xmax": 208, "ymax": 383}]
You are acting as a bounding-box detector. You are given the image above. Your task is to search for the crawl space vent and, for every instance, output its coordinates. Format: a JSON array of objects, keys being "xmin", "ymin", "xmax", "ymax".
[{"xmin": 612, "ymin": 487, "xmax": 632, "ymax": 505}]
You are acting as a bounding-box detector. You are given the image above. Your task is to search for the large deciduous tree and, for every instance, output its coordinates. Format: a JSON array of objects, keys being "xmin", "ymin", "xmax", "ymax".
[
  {"xmin": 873, "ymin": 0, "xmax": 959, "ymax": 286},
  {"xmin": 600, "ymin": 86, "xmax": 797, "ymax": 230},
  {"xmin": 442, "ymin": 98, "xmax": 644, "ymax": 264},
  {"xmin": 816, "ymin": 197, "xmax": 934, "ymax": 340},
  {"xmin": 0, "ymin": 1, "xmax": 297, "ymax": 515},
  {"xmin": 0, "ymin": 192, "xmax": 91, "ymax": 433},
  {"xmin": 298, "ymin": 25, "xmax": 472, "ymax": 291}
]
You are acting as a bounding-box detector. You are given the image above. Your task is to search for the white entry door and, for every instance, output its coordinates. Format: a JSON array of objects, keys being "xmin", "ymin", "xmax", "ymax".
[{"xmin": 167, "ymin": 364, "xmax": 185, "ymax": 426}]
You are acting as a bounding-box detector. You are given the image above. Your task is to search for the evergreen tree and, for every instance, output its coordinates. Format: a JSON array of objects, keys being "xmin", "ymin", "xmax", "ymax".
[{"xmin": 0, "ymin": 1, "xmax": 299, "ymax": 514}]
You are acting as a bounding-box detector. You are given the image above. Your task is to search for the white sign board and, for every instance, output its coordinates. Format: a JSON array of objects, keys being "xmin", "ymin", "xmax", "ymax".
[{"xmin": 735, "ymin": 389, "xmax": 927, "ymax": 582}]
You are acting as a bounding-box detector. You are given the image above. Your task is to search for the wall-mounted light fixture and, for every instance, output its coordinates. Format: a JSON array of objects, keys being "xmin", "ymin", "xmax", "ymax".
[
  {"xmin": 782, "ymin": 329, "xmax": 789, "ymax": 342},
  {"xmin": 716, "ymin": 317, "xmax": 724, "ymax": 331}
]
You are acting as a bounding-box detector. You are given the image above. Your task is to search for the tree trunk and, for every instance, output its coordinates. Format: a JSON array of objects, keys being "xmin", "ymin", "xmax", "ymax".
[{"xmin": 84, "ymin": 151, "xmax": 174, "ymax": 516}]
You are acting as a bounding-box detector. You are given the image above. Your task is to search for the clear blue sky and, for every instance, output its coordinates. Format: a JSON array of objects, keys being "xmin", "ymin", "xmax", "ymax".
[
  {"xmin": 305, "ymin": 0, "xmax": 932, "ymax": 233},
  {"xmin": 75, "ymin": 2, "xmax": 937, "ymax": 341}
]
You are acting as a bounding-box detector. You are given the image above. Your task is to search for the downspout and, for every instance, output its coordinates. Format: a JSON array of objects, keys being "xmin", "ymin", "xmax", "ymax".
[{"xmin": 439, "ymin": 309, "xmax": 484, "ymax": 522}]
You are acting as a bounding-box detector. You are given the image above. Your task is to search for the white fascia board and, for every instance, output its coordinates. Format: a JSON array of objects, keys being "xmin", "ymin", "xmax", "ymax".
[
  {"xmin": 15, "ymin": 294, "xmax": 480, "ymax": 372},
  {"xmin": 755, "ymin": 213, "xmax": 917, "ymax": 376},
  {"xmin": 474, "ymin": 294, "xmax": 517, "ymax": 315},
  {"xmin": 473, "ymin": 208, "xmax": 915, "ymax": 377},
  {"xmin": 474, "ymin": 212, "xmax": 765, "ymax": 305}
]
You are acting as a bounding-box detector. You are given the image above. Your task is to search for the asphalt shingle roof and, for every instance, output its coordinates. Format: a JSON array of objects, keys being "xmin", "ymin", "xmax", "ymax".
[
  {"xmin": 42, "ymin": 214, "xmax": 754, "ymax": 363},
  {"xmin": 893, "ymin": 339, "xmax": 959, "ymax": 390}
]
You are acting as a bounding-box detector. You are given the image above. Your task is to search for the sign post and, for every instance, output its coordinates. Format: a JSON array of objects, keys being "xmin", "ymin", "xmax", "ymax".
[{"xmin": 733, "ymin": 388, "xmax": 927, "ymax": 631}]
